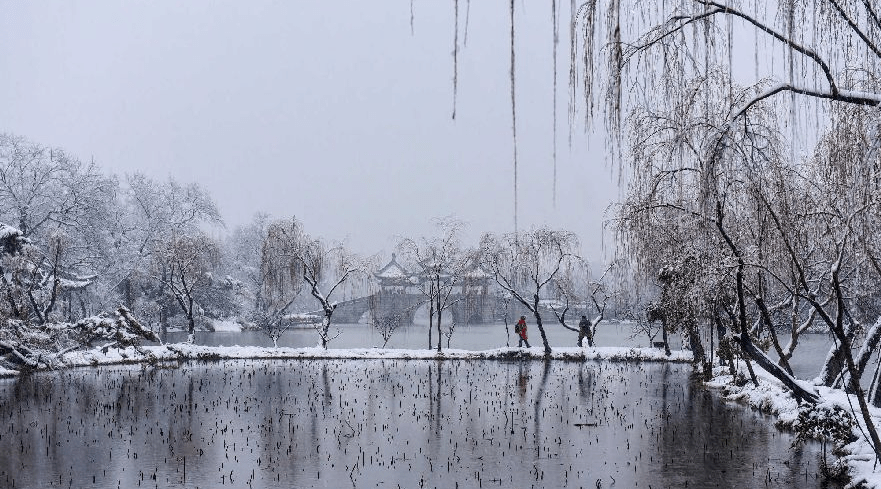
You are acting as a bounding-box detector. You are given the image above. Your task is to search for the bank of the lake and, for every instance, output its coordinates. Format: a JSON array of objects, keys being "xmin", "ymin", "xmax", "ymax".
[{"xmin": 0, "ymin": 344, "xmax": 694, "ymax": 378}]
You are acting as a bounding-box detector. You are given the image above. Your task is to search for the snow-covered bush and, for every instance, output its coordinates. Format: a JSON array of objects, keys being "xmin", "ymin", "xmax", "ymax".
[
  {"xmin": 0, "ymin": 307, "xmax": 159, "ymax": 372},
  {"xmin": 793, "ymin": 403, "xmax": 856, "ymax": 479},
  {"xmin": 793, "ymin": 403, "xmax": 855, "ymax": 454}
]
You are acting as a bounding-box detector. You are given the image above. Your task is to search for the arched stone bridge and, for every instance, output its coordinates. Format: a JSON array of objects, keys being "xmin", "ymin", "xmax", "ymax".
[
  {"xmin": 331, "ymin": 291, "xmax": 558, "ymax": 325},
  {"xmin": 331, "ymin": 291, "xmax": 500, "ymax": 325}
]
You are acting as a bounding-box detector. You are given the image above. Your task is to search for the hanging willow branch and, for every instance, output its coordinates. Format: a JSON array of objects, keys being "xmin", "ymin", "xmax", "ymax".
[
  {"xmin": 606, "ymin": 0, "xmax": 622, "ymax": 135},
  {"xmin": 581, "ymin": 0, "xmax": 599, "ymax": 128},
  {"xmin": 510, "ymin": 0, "xmax": 518, "ymax": 235},
  {"xmin": 552, "ymin": 0, "xmax": 559, "ymax": 208},
  {"xmin": 464, "ymin": 0, "xmax": 471, "ymax": 47},
  {"xmin": 568, "ymin": 0, "xmax": 577, "ymax": 146},
  {"xmin": 452, "ymin": 0, "xmax": 459, "ymax": 120}
]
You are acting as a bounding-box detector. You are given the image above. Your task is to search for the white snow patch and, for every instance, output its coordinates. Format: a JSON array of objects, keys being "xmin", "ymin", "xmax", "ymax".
[
  {"xmin": 0, "ymin": 366, "xmax": 18, "ymax": 378},
  {"xmin": 210, "ymin": 319, "xmax": 242, "ymax": 332},
  {"xmin": 23, "ymin": 345, "xmax": 693, "ymax": 371}
]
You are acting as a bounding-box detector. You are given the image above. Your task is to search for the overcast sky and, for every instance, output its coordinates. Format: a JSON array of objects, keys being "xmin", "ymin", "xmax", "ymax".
[{"xmin": 0, "ymin": 1, "xmax": 618, "ymax": 261}]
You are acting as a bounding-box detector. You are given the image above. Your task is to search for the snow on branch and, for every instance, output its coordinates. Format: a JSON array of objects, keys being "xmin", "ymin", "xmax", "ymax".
[{"xmin": 731, "ymin": 84, "xmax": 881, "ymax": 121}]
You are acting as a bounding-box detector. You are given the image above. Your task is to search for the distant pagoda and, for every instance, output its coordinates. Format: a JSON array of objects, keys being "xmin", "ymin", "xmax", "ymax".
[{"xmin": 374, "ymin": 253, "xmax": 411, "ymax": 291}]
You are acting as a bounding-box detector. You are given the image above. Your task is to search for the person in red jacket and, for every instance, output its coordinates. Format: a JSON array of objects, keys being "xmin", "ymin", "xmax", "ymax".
[{"xmin": 514, "ymin": 316, "xmax": 530, "ymax": 348}]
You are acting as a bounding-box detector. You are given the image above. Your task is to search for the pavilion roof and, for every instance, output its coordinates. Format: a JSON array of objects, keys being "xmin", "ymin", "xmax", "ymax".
[{"xmin": 375, "ymin": 253, "xmax": 410, "ymax": 280}]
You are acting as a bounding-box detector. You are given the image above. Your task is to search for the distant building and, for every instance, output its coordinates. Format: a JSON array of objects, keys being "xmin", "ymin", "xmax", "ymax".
[
  {"xmin": 374, "ymin": 253, "xmax": 411, "ymax": 292},
  {"xmin": 461, "ymin": 262, "xmax": 491, "ymax": 295}
]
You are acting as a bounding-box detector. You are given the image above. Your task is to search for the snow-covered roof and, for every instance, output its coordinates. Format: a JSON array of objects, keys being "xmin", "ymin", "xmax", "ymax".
[
  {"xmin": 463, "ymin": 265, "xmax": 490, "ymax": 280},
  {"xmin": 375, "ymin": 254, "xmax": 410, "ymax": 280}
]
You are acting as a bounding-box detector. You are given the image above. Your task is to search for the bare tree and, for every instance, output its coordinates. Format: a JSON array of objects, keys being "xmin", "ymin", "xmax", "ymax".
[
  {"xmin": 443, "ymin": 319, "xmax": 457, "ymax": 349},
  {"xmin": 398, "ymin": 217, "xmax": 470, "ymax": 352},
  {"xmin": 0, "ymin": 223, "xmax": 157, "ymax": 371},
  {"xmin": 369, "ymin": 291, "xmax": 420, "ymax": 348},
  {"xmin": 254, "ymin": 218, "xmax": 306, "ymax": 347},
  {"xmin": 617, "ymin": 72, "xmax": 826, "ymax": 382},
  {"xmin": 0, "ymin": 134, "xmax": 118, "ymax": 320},
  {"xmin": 373, "ymin": 313, "xmax": 403, "ymax": 348},
  {"xmin": 0, "ymin": 222, "xmax": 98, "ymax": 327},
  {"xmin": 302, "ymin": 239, "xmax": 365, "ymax": 349},
  {"xmin": 120, "ymin": 173, "xmax": 222, "ymax": 335},
  {"xmin": 481, "ymin": 227, "xmax": 580, "ymax": 356},
  {"xmin": 0, "ymin": 134, "xmax": 116, "ymax": 241},
  {"xmin": 550, "ymin": 261, "xmax": 610, "ymax": 347},
  {"xmin": 613, "ymin": 65, "xmax": 881, "ymax": 455},
  {"xmin": 154, "ymin": 233, "xmax": 221, "ymax": 343}
]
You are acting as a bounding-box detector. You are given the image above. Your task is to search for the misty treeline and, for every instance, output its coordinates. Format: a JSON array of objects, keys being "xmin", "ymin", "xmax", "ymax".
[
  {"xmin": 0, "ymin": 133, "xmax": 619, "ymax": 370},
  {"xmin": 0, "ymin": 132, "xmax": 378, "ymax": 366}
]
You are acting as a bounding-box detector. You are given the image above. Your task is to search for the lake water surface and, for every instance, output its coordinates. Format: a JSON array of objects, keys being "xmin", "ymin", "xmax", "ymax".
[{"xmin": 0, "ymin": 359, "xmax": 841, "ymax": 489}]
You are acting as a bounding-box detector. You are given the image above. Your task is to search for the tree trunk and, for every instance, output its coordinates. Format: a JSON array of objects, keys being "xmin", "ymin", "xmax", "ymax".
[
  {"xmin": 715, "ymin": 314, "xmax": 736, "ymax": 376},
  {"xmin": 833, "ymin": 324, "xmax": 881, "ymax": 462},
  {"xmin": 124, "ymin": 277, "xmax": 133, "ymax": 310},
  {"xmin": 160, "ymin": 306, "xmax": 168, "ymax": 344},
  {"xmin": 531, "ymin": 295, "xmax": 551, "ymax": 356},
  {"xmin": 709, "ymin": 317, "xmax": 715, "ymax": 368},
  {"xmin": 428, "ymin": 299, "xmax": 434, "ymax": 350},
  {"xmin": 852, "ymin": 318, "xmax": 881, "ymax": 383},
  {"xmin": 321, "ymin": 308, "xmax": 333, "ymax": 349},
  {"xmin": 739, "ymin": 332, "xmax": 817, "ymax": 402},
  {"xmin": 687, "ymin": 320, "xmax": 708, "ymax": 379},
  {"xmin": 186, "ymin": 313, "xmax": 196, "ymax": 344},
  {"xmin": 661, "ymin": 317, "xmax": 671, "ymax": 356},
  {"xmin": 436, "ymin": 300, "xmax": 443, "ymax": 353},
  {"xmin": 827, "ymin": 272, "xmax": 881, "ymax": 463},
  {"xmin": 187, "ymin": 296, "xmax": 195, "ymax": 336},
  {"xmin": 820, "ymin": 323, "xmax": 858, "ymax": 387},
  {"xmin": 819, "ymin": 343, "xmax": 844, "ymax": 386},
  {"xmin": 869, "ymin": 354, "xmax": 881, "ymax": 407},
  {"xmin": 755, "ymin": 296, "xmax": 794, "ymax": 376}
]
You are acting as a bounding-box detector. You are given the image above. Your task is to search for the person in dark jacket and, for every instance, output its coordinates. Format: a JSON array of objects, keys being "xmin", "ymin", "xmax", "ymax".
[
  {"xmin": 578, "ymin": 315, "xmax": 591, "ymax": 347},
  {"xmin": 514, "ymin": 316, "xmax": 530, "ymax": 348}
]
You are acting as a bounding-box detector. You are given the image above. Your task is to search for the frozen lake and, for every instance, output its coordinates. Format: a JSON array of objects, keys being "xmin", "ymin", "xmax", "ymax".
[{"xmin": 0, "ymin": 359, "xmax": 840, "ymax": 488}]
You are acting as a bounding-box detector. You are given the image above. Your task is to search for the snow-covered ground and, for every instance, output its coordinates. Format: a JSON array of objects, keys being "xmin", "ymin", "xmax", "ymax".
[
  {"xmin": 208, "ymin": 318, "xmax": 242, "ymax": 332},
  {"xmin": 709, "ymin": 363, "xmax": 881, "ymax": 488},
  {"xmin": 24, "ymin": 344, "xmax": 692, "ymax": 371}
]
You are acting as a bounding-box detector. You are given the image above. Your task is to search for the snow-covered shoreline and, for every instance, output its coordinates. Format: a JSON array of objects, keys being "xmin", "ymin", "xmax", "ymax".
[
  {"xmin": 708, "ymin": 363, "xmax": 881, "ymax": 488},
  {"xmin": 0, "ymin": 344, "xmax": 693, "ymax": 378}
]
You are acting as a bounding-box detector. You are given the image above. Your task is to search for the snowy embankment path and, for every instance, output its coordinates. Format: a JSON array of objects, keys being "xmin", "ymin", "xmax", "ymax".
[
  {"xmin": 0, "ymin": 344, "xmax": 693, "ymax": 378},
  {"xmin": 709, "ymin": 363, "xmax": 881, "ymax": 488}
]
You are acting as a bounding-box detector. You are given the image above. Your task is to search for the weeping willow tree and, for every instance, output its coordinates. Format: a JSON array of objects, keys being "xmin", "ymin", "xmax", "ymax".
[
  {"xmin": 442, "ymin": 0, "xmax": 881, "ymax": 462},
  {"xmin": 256, "ymin": 218, "xmax": 306, "ymax": 347},
  {"xmin": 480, "ymin": 227, "xmax": 581, "ymax": 357},
  {"xmin": 560, "ymin": 0, "xmax": 881, "ymax": 461}
]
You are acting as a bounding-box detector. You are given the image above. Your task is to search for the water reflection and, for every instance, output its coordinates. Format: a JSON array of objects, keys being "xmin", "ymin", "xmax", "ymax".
[{"xmin": 0, "ymin": 360, "xmax": 841, "ymax": 488}]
